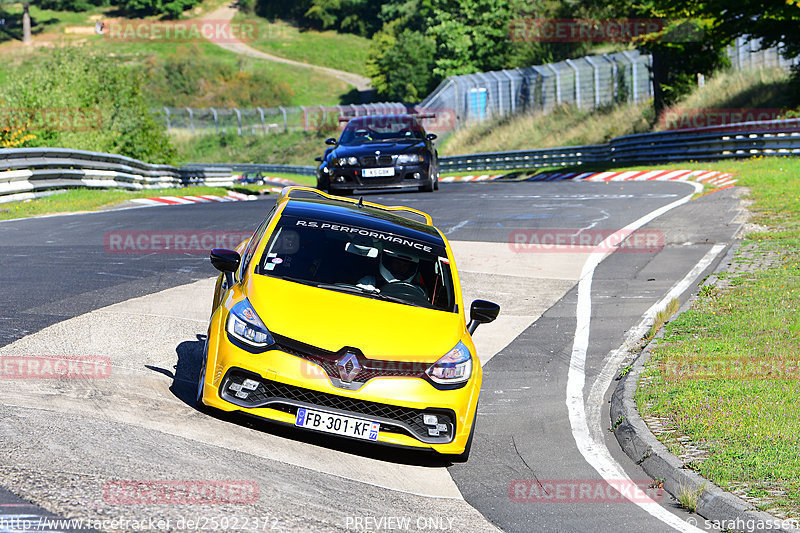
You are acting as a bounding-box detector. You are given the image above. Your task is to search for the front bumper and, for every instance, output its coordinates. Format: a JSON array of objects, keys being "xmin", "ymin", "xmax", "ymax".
[
  {"xmin": 201, "ymin": 321, "xmax": 480, "ymax": 455},
  {"xmin": 327, "ymin": 164, "xmax": 429, "ymax": 191}
]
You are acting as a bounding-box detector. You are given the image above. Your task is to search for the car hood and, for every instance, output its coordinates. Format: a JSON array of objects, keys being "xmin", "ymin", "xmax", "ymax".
[
  {"xmin": 246, "ymin": 275, "xmax": 463, "ymax": 363},
  {"xmin": 332, "ymin": 141, "xmax": 425, "ymax": 158}
]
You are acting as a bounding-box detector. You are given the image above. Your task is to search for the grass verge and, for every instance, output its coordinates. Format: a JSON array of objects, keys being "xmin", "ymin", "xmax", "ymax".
[
  {"xmin": 0, "ymin": 179, "xmax": 309, "ymax": 221},
  {"xmin": 635, "ymin": 156, "xmax": 800, "ymax": 518}
]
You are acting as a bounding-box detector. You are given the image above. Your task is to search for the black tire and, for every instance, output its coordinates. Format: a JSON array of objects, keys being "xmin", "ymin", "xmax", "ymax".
[
  {"xmin": 419, "ymin": 173, "xmax": 435, "ymax": 193},
  {"xmin": 434, "ymin": 174, "xmax": 439, "ymax": 190}
]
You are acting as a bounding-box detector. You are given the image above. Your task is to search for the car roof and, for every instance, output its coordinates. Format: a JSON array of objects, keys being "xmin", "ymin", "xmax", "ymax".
[{"xmin": 280, "ymin": 198, "xmax": 445, "ymax": 250}]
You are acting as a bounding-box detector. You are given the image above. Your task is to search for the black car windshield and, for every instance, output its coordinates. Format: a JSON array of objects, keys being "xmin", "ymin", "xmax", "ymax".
[
  {"xmin": 257, "ymin": 215, "xmax": 456, "ymax": 312},
  {"xmin": 338, "ymin": 116, "xmax": 425, "ymax": 146}
]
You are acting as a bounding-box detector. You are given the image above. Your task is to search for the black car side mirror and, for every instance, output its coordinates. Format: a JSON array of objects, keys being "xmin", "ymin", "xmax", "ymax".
[
  {"xmin": 467, "ymin": 299, "xmax": 500, "ymax": 334},
  {"xmin": 325, "ymin": 138, "xmax": 337, "ymax": 146},
  {"xmin": 426, "ymin": 133, "xmax": 437, "ymax": 141},
  {"xmin": 314, "ymin": 156, "xmax": 322, "ymax": 162},
  {"xmin": 210, "ymin": 248, "xmax": 241, "ymax": 287}
]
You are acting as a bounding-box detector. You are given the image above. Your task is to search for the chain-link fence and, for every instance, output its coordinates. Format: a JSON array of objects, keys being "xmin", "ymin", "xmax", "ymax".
[
  {"xmin": 417, "ymin": 50, "xmax": 652, "ymax": 127},
  {"xmin": 153, "ymin": 39, "xmax": 798, "ymax": 136},
  {"xmin": 155, "ymin": 103, "xmax": 411, "ymax": 136}
]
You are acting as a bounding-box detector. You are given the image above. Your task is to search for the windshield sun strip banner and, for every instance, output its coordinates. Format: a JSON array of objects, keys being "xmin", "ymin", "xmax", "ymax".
[{"xmin": 292, "ymin": 218, "xmax": 441, "ymax": 254}]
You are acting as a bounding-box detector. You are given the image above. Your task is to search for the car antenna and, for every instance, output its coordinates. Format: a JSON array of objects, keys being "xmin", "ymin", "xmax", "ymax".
[{"xmin": 358, "ymin": 196, "xmax": 364, "ymax": 207}]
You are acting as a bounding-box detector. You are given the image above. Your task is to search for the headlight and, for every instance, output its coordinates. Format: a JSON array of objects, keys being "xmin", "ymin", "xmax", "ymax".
[
  {"xmin": 426, "ymin": 341, "xmax": 472, "ymax": 384},
  {"xmin": 226, "ymin": 299, "xmax": 275, "ymax": 348},
  {"xmin": 397, "ymin": 153, "xmax": 423, "ymax": 165},
  {"xmin": 334, "ymin": 156, "xmax": 358, "ymax": 167}
]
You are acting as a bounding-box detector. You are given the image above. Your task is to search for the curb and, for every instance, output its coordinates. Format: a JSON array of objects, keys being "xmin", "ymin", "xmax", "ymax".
[{"xmin": 610, "ymin": 241, "xmax": 800, "ymax": 533}]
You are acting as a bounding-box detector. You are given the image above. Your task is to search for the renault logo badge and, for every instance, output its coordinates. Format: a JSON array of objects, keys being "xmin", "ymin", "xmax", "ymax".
[{"xmin": 336, "ymin": 352, "xmax": 361, "ymax": 383}]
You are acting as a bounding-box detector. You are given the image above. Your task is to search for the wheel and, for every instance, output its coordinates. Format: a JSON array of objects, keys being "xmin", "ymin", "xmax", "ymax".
[
  {"xmin": 419, "ymin": 174, "xmax": 435, "ymax": 192},
  {"xmin": 434, "ymin": 175, "xmax": 439, "ymax": 190},
  {"xmin": 196, "ymin": 338, "xmax": 209, "ymax": 410}
]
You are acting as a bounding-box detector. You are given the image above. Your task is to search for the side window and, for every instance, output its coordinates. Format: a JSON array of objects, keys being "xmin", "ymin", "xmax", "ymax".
[{"xmin": 238, "ymin": 207, "xmax": 276, "ymax": 280}]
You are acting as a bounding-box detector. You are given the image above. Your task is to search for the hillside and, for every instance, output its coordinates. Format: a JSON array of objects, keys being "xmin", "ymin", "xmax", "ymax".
[{"xmin": 440, "ymin": 67, "xmax": 798, "ymax": 156}]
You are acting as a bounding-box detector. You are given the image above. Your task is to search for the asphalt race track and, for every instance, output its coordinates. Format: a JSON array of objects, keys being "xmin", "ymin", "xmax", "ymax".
[{"xmin": 0, "ymin": 180, "xmax": 744, "ymax": 532}]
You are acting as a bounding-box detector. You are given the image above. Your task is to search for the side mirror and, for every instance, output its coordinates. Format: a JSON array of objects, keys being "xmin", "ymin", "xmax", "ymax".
[
  {"xmin": 314, "ymin": 156, "xmax": 322, "ymax": 162},
  {"xmin": 210, "ymin": 248, "xmax": 241, "ymax": 287},
  {"xmin": 325, "ymin": 137, "xmax": 337, "ymax": 146},
  {"xmin": 426, "ymin": 133, "xmax": 437, "ymax": 141},
  {"xmin": 467, "ymin": 299, "xmax": 500, "ymax": 334}
]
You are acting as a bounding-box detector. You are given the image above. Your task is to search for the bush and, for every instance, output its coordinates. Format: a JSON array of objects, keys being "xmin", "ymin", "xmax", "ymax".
[{"xmin": 0, "ymin": 47, "xmax": 176, "ymax": 164}]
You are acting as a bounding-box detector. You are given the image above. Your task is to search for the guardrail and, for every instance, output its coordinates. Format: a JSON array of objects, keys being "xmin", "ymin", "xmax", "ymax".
[
  {"xmin": 0, "ymin": 148, "xmax": 234, "ymax": 203},
  {"xmin": 438, "ymin": 118, "xmax": 800, "ymax": 172},
  {"xmin": 184, "ymin": 162, "xmax": 316, "ymax": 176},
  {"xmin": 3, "ymin": 118, "xmax": 800, "ymax": 203}
]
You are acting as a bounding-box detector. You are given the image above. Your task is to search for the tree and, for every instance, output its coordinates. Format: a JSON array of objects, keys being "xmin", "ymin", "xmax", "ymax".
[
  {"xmin": 367, "ymin": 26, "xmax": 436, "ymax": 101},
  {"xmin": 426, "ymin": 0, "xmax": 513, "ymax": 78}
]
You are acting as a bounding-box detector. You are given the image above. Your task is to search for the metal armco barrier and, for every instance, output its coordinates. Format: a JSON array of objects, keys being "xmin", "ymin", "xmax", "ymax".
[
  {"xmin": 438, "ymin": 118, "xmax": 800, "ymax": 172},
  {"xmin": 184, "ymin": 162, "xmax": 316, "ymax": 176},
  {"xmin": 2, "ymin": 118, "xmax": 799, "ymax": 202},
  {"xmin": 0, "ymin": 147, "xmax": 234, "ymax": 203}
]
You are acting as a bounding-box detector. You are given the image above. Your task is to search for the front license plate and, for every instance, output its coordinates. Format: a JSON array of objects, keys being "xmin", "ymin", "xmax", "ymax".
[
  {"xmin": 295, "ymin": 407, "xmax": 380, "ymax": 441},
  {"xmin": 362, "ymin": 167, "xmax": 395, "ymax": 177}
]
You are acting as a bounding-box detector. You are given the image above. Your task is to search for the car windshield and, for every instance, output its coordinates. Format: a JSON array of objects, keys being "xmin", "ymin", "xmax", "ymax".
[
  {"xmin": 257, "ymin": 215, "xmax": 456, "ymax": 312},
  {"xmin": 338, "ymin": 116, "xmax": 426, "ymax": 146}
]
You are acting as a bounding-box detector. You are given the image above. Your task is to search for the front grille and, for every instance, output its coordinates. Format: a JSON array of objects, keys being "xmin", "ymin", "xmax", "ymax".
[
  {"xmin": 272, "ymin": 333, "xmax": 429, "ymax": 384},
  {"xmin": 360, "ymin": 155, "xmax": 395, "ymax": 167},
  {"xmin": 221, "ymin": 369, "xmax": 455, "ymax": 443}
]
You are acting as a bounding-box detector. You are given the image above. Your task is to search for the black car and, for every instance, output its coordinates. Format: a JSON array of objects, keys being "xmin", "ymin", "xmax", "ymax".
[{"xmin": 315, "ymin": 114, "xmax": 439, "ymax": 194}]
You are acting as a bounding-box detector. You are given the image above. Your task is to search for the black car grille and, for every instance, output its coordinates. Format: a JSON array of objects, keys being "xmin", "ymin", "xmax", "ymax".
[
  {"xmin": 221, "ymin": 369, "xmax": 455, "ymax": 443},
  {"xmin": 360, "ymin": 155, "xmax": 395, "ymax": 167},
  {"xmin": 272, "ymin": 333, "xmax": 430, "ymax": 384}
]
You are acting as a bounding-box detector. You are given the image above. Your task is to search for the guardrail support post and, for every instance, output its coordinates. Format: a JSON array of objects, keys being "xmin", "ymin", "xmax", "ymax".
[
  {"xmin": 256, "ymin": 107, "xmax": 266, "ymax": 134},
  {"xmin": 233, "ymin": 108, "xmax": 242, "ymax": 136},
  {"xmin": 210, "ymin": 108, "xmax": 219, "ymax": 134},
  {"xmin": 278, "ymin": 106, "xmax": 288, "ymax": 133},
  {"xmin": 545, "ymin": 64, "xmax": 562, "ymax": 106},
  {"xmin": 584, "ymin": 56, "xmax": 601, "ymax": 109},
  {"xmin": 163, "ymin": 107, "xmax": 171, "ymax": 131},
  {"xmin": 186, "ymin": 107, "xmax": 194, "ymax": 134},
  {"xmin": 565, "ymin": 59, "xmax": 581, "ymax": 109}
]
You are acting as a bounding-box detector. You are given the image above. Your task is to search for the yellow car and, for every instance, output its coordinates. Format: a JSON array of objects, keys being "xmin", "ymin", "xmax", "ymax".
[{"xmin": 198, "ymin": 187, "xmax": 499, "ymax": 461}]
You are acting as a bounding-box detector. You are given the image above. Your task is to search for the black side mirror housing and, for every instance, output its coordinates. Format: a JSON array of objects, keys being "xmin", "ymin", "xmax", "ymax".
[
  {"xmin": 314, "ymin": 156, "xmax": 322, "ymax": 162},
  {"xmin": 467, "ymin": 299, "xmax": 500, "ymax": 334},
  {"xmin": 325, "ymin": 137, "xmax": 337, "ymax": 146},
  {"xmin": 426, "ymin": 133, "xmax": 437, "ymax": 141},
  {"xmin": 210, "ymin": 248, "xmax": 241, "ymax": 287}
]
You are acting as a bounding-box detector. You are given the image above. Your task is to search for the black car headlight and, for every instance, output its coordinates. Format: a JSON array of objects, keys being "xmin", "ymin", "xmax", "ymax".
[
  {"xmin": 397, "ymin": 154, "xmax": 423, "ymax": 165},
  {"xmin": 226, "ymin": 299, "xmax": 275, "ymax": 348}
]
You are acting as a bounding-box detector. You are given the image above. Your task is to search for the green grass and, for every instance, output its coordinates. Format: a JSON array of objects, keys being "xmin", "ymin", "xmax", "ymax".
[
  {"xmin": 232, "ymin": 12, "xmax": 370, "ymax": 77},
  {"xmin": 0, "ymin": 179, "xmax": 307, "ymax": 221},
  {"xmin": 635, "ymin": 156, "xmax": 800, "ymax": 517},
  {"xmin": 440, "ymin": 67, "xmax": 799, "ymax": 156},
  {"xmin": 173, "ymin": 130, "xmax": 333, "ymax": 167},
  {"xmin": 0, "ymin": 5, "xmax": 358, "ymax": 107}
]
